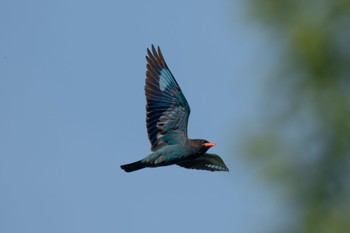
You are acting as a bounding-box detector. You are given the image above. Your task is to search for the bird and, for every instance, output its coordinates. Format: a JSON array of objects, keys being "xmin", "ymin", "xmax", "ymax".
[{"xmin": 120, "ymin": 45, "xmax": 228, "ymax": 172}]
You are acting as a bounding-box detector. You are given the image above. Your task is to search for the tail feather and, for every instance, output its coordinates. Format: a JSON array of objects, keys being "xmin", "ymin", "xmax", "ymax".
[{"xmin": 120, "ymin": 160, "xmax": 146, "ymax": 173}]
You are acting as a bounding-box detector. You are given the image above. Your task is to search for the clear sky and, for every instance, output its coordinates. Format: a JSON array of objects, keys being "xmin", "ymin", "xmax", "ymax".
[{"xmin": 0, "ymin": 1, "xmax": 285, "ymax": 233}]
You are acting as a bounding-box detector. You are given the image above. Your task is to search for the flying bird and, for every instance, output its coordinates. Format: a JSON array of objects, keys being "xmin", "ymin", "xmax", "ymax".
[{"xmin": 120, "ymin": 45, "xmax": 228, "ymax": 172}]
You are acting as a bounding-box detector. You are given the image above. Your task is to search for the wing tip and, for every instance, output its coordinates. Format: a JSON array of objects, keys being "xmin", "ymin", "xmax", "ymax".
[{"xmin": 146, "ymin": 44, "xmax": 167, "ymax": 69}]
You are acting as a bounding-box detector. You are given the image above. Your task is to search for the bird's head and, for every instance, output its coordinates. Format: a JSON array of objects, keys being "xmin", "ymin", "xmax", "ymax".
[{"xmin": 189, "ymin": 139, "xmax": 216, "ymax": 154}]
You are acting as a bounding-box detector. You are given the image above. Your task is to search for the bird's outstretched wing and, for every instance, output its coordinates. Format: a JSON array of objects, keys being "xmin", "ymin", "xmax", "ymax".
[
  {"xmin": 176, "ymin": 154, "xmax": 229, "ymax": 172},
  {"xmin": 145, "ymin": 45, "xmax": 191, "ymax": 151}
]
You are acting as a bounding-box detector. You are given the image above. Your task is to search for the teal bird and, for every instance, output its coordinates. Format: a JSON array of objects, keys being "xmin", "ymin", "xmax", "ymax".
[{"xmin": 120, "ymin": 45, "xmax": 228, "ymax": 172}]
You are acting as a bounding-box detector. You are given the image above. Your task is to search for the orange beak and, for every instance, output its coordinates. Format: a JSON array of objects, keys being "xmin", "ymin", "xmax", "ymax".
[{"xmin": 203, "ymin": 142, "xmax": 216, "ymax": 147}]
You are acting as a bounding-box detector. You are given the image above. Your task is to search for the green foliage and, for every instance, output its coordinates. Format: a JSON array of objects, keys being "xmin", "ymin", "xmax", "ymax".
[{"xmin": 243, "ymin": 0, "xmax": 350, "ymax": 232}]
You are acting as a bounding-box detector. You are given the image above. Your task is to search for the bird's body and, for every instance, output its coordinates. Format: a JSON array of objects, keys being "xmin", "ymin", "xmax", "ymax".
[
  {"xmin": 121, "ymin": 144, "xmax": 191, "ymax": 172},
  {"xmin": 120, "ymin": 45, "xmax": 228, "ymax": 172}
]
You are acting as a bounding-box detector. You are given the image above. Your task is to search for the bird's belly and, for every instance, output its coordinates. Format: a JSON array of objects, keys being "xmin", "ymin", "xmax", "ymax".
[{"xmin": 142, "ymin": 145, "xmax": 192, "ymax": 166}]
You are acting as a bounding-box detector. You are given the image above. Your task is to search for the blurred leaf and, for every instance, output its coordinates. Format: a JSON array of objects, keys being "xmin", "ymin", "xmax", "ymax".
[{"xmin": 240, "ymin": 0, "xmax": 350, "ymax": 232}]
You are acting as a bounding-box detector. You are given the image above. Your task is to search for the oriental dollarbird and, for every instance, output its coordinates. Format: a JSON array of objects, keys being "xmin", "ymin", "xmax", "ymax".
[{"xmin": 120, "ymin": 45, "xmax": 228, "ymax": 172}]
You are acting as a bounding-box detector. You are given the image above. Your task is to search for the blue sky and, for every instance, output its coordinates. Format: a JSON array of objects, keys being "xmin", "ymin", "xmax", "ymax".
[{"xmin": 0, "ymin": 1, "xmax": 286, "ymax": 232}]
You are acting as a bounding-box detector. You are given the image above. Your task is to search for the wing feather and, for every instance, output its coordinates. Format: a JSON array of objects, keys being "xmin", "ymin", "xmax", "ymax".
[
  {"xmin": 176, "ymin": 153, "xmax": 229, "ymax": 172},
  {"xmin": 145, "ymin": 45, "xmax": 191, "ymax": 151}
]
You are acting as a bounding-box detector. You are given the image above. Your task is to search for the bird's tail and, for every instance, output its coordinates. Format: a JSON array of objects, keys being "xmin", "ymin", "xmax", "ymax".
[{"xmin": 120, "ymin": 160, "xmax": 146, "ymax": 173}]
